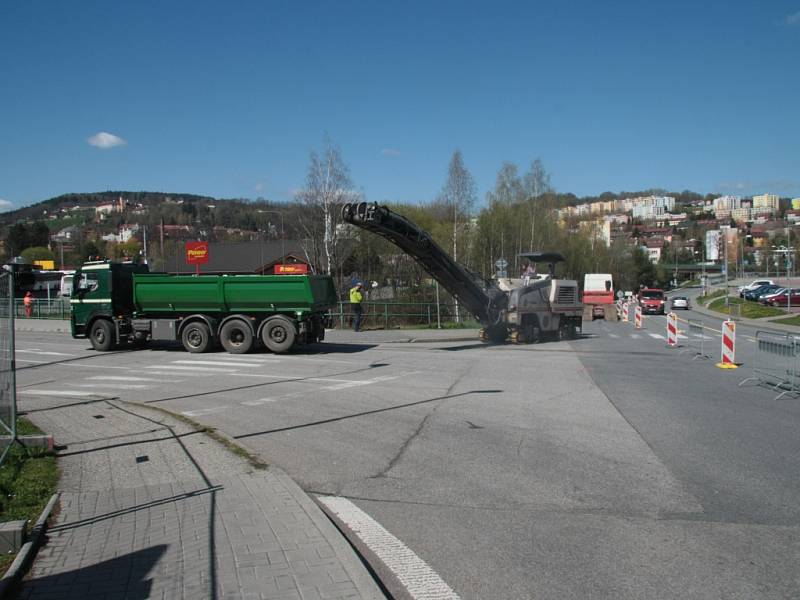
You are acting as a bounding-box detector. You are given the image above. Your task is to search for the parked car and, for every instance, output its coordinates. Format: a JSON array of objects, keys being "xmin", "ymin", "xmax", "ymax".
[
  {"xmin": 744, "ymin": 284, "xmax": 780, "ymax": 302},
  {"xmin": 758, "ymin": 287, "xmax": 787, "ymax": 304},
  {"xmin": 764, "ymin": 288, "xmax": 800, "ymax": 306},
  {"xmin": 738, "ymin": 279, "xmax": 774, "ymax": 298},
  {"xmin": 671, "ymin": 296, "xmax": 690, "ymax": 310}
]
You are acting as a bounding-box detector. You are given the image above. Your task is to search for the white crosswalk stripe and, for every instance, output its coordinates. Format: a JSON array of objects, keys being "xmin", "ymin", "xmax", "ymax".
[
  {"xmin": 71, "ymin": 383, "xmax": 149, "ymax": 390},
  {"xmin": 147, "ymin": 365, "xmax": 235, "ymax": 373},
  {"xmin": 20, "ymin": 390, "xmax": 104, "ymax": 398},
  {"xmin": 171, "ymin": 360, "xmax": 264, "ymax": 368}
]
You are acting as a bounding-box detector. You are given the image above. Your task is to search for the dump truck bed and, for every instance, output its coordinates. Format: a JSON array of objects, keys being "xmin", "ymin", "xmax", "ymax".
[{"xmin": 132, "ymin": 273, "xmax": 337, "ymax": 314}]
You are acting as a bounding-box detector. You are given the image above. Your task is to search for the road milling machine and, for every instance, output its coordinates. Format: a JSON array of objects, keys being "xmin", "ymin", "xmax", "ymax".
[{"xmin": 341, "ymin": 202, "xmax": 583, "ymax": 343}]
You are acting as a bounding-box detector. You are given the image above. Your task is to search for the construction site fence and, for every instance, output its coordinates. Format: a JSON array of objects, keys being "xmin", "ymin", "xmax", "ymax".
[
  {"xmin": 336, "ymin": 301, "xmax": 465, "ymax": 329},
  {"xmin": 739, "ymin": 330, "xmax": 800, "ymax": 400},
  {"xmin": 0, "ymin": 274, "xmax": 17, "ymax": 466}
]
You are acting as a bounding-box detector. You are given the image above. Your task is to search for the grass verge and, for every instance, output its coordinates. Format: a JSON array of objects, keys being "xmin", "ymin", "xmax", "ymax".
[
  {"xmin": 0, "ymin": 418, "xmax": 59, "ymax": 572},
  {"xmin": 767, "ymin": 315, "xmax": 800, "ymax": 326},
  {"xmin": 698, "ymin": 289, "xmax": 726, "ymax": 305},
  {"xmin": 707, "ymin": 297, "xmax": 785, "ymax": 319}
]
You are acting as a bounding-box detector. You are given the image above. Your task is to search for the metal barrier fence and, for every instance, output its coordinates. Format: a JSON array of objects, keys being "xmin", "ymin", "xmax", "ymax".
[
  {"xmin": 739, "ymin": 330, "xmax": 800, "ymax": 400},
  {"xmin": 682, "ymin": 318, "xmax": 711, "ymax": 360},
  {"xmin": 336, "ymin": 301, "xmax": 464, "ymax": 329},
  {"xmin": 0, "ymin": 273, "xmax": 17, "ymax": 465},
  {"xmin": 13, "ymin": 297, "xmax": 71, "ymax": 320}
]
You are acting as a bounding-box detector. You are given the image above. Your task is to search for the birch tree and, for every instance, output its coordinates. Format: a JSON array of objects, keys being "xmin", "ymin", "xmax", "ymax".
[
  {"xmin": 523, "ymin": 158, "xmax": 553, "ymax": 251},
  {"xmin": 438, "ymin": 150, "xmax": 476, "ymax": 322},
  {"xmin": 296, "ymin": 138, "xmax": 356, "ymax": 278}
]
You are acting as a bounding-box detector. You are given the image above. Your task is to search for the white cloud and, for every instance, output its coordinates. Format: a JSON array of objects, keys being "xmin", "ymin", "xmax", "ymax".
[
  {"xmin": 87, "ymin": 131, "xmax": 127, "ymax": 149},
  {"xmin": 381, "ymin": 148, "xmax": 401, "ymax": 157},
  {"xmin": 0, "ymin": 199, "xmax": 12, "ymax": 211},
  {"xmin": 785, "ymin": 11, "xmax": 800, "ymax": 25}
]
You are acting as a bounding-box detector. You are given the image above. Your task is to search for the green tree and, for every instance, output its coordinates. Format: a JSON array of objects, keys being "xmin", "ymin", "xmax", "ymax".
[{"xmin": 20, "ymin": 246, "xmax": 55, "ymax": 263}]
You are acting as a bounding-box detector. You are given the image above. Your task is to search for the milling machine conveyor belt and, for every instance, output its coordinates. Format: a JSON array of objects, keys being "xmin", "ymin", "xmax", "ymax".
[{"xmin": 341, "ymin": 202, "xmax": 504, "ymax": 325}]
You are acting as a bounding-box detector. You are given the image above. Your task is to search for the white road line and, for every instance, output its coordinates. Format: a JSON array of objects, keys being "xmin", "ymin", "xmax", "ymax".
[
  {"xmin": 648, "ymin": 333, "xmax": 662, "ymax": 340},
  {"xmin": 71, "ymin": 383, "xmax": 149, "ymax": 390},
  {"xmin": 205, "ymin": 355, "xmax": 280, "ymax": 363},
  {"xmin": 63, "ymin": 364, "xmax": 132, "ymax": 371},
  {"xmin": 241, "ymin": 398, "xmax": 277, "ymax": 406},
  {"xmin": 630, "ymin": 334, "xmax": 641, "ymax": 339},
  {"xmin": 608, "ymin": 333, "xmax": 619, "ymax": 338},
  {"xmin": 181, "ymin": 406, "xmax": 226, "ymax": 417},
  {"xmin": 16, "ymin": 349, "xmax": 77, "ymax": 357},
  {"xmin": 20, "ymin": 390, "xmax": 102, "ymax": 398},
  {"xmin": 171, "ymin": 360, "xmax": 264, "ymax": 368},
  {"xmin": 86, "ymin": 376, "xmax": 165, "ymax": 382},
  {"xmin": 318, "ymin": 496, "xmax": 460, "ymax": 600},
  {"xmin": 146, "ymin": 365, "xmax": 235, "ymax": 373}
]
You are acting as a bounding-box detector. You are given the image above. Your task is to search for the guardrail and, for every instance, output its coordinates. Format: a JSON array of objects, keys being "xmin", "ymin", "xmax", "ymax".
[
  {"xmin": 683, "ymin": 318, "xmax": 711, "ymax": 360},
  {"xmin": 739, "ymin": 330, "xmax": 800, "ymax": 400}
]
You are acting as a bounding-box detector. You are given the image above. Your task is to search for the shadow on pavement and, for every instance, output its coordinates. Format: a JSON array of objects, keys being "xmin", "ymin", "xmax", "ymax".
[{"xmin": 18, "ymin": 545, "xmax": 168, "ymax": 600}]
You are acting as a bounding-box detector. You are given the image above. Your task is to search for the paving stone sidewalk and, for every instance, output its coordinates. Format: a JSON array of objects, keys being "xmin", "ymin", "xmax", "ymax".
[{"xmin": 15, "ymin": 397, "xmax": 385, "ymax": 600}]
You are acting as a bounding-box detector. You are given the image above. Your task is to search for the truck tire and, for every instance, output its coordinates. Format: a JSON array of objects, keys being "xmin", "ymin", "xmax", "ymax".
[
  {"xmin": 220, "ymin": 319, "xmax": 254, "ymax": 354},
  {"xmin": 90, "ymin": 319, "xmax": 115, "ymax": 352},
  {"xmin": 262, "ymin": 316, "xmax": 296, "ymax": 353},
  {"xmin": 181, "ymin": 322, "xmax": 211, "ymax": 353}
]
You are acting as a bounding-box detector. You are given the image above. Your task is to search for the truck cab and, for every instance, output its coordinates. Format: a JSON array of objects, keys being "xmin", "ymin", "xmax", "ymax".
[{"xmin": 70, "ymin": 261, "xmax": 150, "ymax": 348}]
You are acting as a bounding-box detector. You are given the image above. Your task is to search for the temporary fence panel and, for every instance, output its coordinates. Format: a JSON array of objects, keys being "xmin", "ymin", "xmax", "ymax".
[
  {"xmin": 739, "ymin": 330, "xmax": 800, "ymax": 400},
  {"xmin": 0, "ymin": 273, "xmax": 16, "ymax": 466},
  {"xmin": 14, "ymin": 298, "xmax": 71, "ymax": 320},
  {"xmin": 684, "ymin": 319, "xmax": 710, "ymax": 359}
]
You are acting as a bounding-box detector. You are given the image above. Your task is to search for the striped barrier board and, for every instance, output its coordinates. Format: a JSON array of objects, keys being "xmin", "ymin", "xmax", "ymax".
[
  {"xmin": 634, "ymin": 304, "xmax": 642, "ymax": 329},
  {"xmin": 666, "ymin": 312, "xmax": 678, "ymax": 347},
  {"xmin": 717, "ymin": 319, "xmax": 736, "ymax": 369}
]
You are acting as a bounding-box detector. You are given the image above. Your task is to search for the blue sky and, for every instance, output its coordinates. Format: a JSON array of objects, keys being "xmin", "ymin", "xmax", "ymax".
[{"xmin": 1, "ymin": 1, "xmax": 798, "ymax": 211}]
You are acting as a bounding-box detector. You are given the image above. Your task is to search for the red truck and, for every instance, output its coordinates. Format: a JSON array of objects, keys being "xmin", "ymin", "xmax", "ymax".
[
  {"xmin": 638, "ymin": 288, "xmax": 666, "ymax": 314},
  {"xmin": 583, "ymin": 273, "xmax": 616, "ymax": 320}
]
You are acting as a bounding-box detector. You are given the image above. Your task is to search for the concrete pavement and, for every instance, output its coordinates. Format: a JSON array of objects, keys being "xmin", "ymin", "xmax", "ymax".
[{"xmin": 16, "ymin": 397, "xmax": 385, "ymax": 599}]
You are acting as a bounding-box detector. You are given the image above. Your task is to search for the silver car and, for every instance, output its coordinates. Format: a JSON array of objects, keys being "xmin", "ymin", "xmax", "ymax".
[{"xmin": 671, "ymin": 296, "xmax": 689, "ymax": 310}]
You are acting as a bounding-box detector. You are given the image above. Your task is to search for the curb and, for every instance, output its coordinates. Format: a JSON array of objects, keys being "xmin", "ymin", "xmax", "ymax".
[{"xmin": 0, "ymin": 493, "xmax": 60, "ymax": 599}]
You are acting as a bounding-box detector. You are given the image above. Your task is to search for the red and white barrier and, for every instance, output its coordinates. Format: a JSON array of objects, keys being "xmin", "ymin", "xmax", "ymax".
[
  {"xmin": 718, "ymin": 319, "xmax": 736, "ymax": 368},
  {"xmin": 666, "ymin": 312, "xmax": 678, "ymax": 347},
  {"xmin": 622, "ymin": 302, "xmax": 629, "ymax": 322},
  {"xmin": 634, "ymin": 304, "xmax": 642, "ymax": 329}
]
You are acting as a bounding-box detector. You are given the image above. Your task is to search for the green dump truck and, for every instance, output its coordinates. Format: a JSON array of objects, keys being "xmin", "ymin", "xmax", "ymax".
[{"xmin": 70, "ymin": 260, "xmax": 337, "ymax": 354}]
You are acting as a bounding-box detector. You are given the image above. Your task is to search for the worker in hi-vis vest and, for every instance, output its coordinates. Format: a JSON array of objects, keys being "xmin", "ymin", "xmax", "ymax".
[{"xmin": 349, "ymin": 282, "xmax": 364, "ymax": 332}]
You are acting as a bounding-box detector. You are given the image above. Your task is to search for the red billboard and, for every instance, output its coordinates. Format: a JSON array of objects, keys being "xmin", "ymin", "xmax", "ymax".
[
  {"xmin": 275, "ymin": 263, "xmax": 308, "ymax": 275},
  {"xmin": 185, "ymin": 241, "xmax": 209, "ymax": 265}
]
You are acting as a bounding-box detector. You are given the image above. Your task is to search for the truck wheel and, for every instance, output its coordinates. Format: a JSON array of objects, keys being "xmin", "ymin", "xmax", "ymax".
[
  {"xmin": 181, "ymin": 322, "xmax": 211, "ymax": 353},
  {"xmin": 220, "ymin": 319, "xmax": 254, "ymax": 354},
  {"xmin": 262, "ymin": 317, "xmax": 296, "ymax": 353},
  {"xmin": 90, "ymin": 319, "xmax": 115, "ymax": 352}
]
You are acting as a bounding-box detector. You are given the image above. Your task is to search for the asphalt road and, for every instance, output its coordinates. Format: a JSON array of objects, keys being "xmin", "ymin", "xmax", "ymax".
[{"xmin": 13, "ymin": 325, "xmax": 800, "ymax": 599}]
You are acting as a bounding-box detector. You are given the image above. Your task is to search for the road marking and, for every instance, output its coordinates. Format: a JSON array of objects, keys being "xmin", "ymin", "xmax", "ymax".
[
  {"xmin": 63, "ymin": 363, "xmax": 132, "ymax": 371},
  {"xmin": 241, "ymin": 398, "xmax": 277, "ymax": 406},
  {"xmin": 182, "ymin": 406, "xmax": 226, "ymax": 417},
  {"xmin": 630, "ymin": 334, "xmax": 641, "ymax": 339},
  {"xmin": 16, "ymin": 349, "xmax": 77, "ymax": 357},
  {"xmin": 648, "ymin": 333, "xmax": 662, "ymax": 340},
  {"xmin": 608, "ymin": 333, "xmax": 619, "ymax": 338},
  {"xmin": 20, "ymin": 390, "xmax": 103, "ymax": 398},
  {"xmin": 16, "ymin": 359, "xmax": 46, "ymax": 364},
  {"xmin": 87, "ymin": 376, "xmax": 166, "ymax": 382},
  {"xmin": 171, "ymin": 360, "xmax": 264, "ymax": 368},
  {"xmin": 71, "ymin": 383, "xmax": 149, "ymax": 390},
  {"xmin": 318, "ymin": 496, "xmax": 460, "ymax": 600},
  {"xmin": 147, "ymin": 365, "xmax": 235, "ymax": 373}
]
